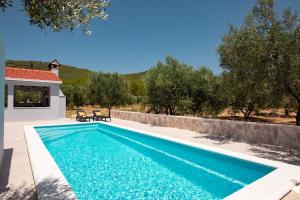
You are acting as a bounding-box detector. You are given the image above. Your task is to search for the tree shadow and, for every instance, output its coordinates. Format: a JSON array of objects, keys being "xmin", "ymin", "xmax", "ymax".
[
  {"xmin": 36, "ymin": 177, "xmax": 76, "ymax": 200},
  {"xmin": 0, "ymin": 148, "xmax": 37, "ymax": 200},
  {"xmin": 0, "ymin": 148, "xmax": 75, "ymax": 199},
  {"xmin": 0, "ymin": 148, "xmax": 13, "ymax": 193},
  {"xmin": 193, "ymin": 134, "xmax": 300, "ymax": 166},
  {"xmin": 0, "ymin": 182, "xmax": 37, "ymax": 200},
  {"xmin": 0, "ymin": 177, "xmax": 76, "ymax": 200},
  {"xmin": 193, "ymin": 134, "xmax": 232, "ymax": 144},
  {"xmin": 249, "ymin": 144, "xmax": 300, "ymax": 166}
]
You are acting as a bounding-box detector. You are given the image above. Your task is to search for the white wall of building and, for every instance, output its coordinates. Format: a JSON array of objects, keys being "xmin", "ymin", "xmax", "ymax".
[
  {"xmin": 59, "ymin": 89, "xmax": 66, "ymax": 118},
  {"xmin": 4, "ymin": 80, "xmax": 65, "ymax": 121},
  {"xmin": 0, "ymin": 36, "xmax": 5, "ymax": 171}
]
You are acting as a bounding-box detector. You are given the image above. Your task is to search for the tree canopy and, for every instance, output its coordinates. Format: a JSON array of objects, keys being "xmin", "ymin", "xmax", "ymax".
[
  {"xmin": 1, "ymin": 0, "xmax": 109, "ymax": 34},
  {"xmin": 218, "ymin": 0, "xmax": 300, "ymax": 125},
  {"xmin": 88, "ymin": 72, "xmax": 131, "ymax": 114},
  {"xmin": 145, "ymin": 56, "xmax": 224, "ymax": 116},
  {"xmin": 145, "ymin": 56, "xmax": 193, "ymax": 115}
]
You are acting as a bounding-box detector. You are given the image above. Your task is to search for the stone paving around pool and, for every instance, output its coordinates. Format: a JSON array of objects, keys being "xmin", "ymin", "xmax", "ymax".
[{"xmin": 0, "ymin": 118, "xmax": 299, "ymax": 199}]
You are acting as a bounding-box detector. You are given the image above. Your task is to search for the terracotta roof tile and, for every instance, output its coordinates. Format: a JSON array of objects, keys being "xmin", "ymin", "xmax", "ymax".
[{"xmin": 5, "ymin": 67, "xmax": 62, "ymax": 83}]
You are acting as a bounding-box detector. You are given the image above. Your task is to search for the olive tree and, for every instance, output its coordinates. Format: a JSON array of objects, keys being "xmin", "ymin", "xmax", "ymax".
[
  {"xmin": 218, "ymin": 0, "xmax": 300, "ymax": 123},
  {"xmin": 189, "ymin": 67, "xmax": 225, "ymax": 117},
  {"xmin": 88, "ymin": 72, "xmax": 131, "ymax": 115},
  {"xmin": 218, "ymin": 17, "xmax": 270, "ymax": 119},
  {"xmin": 203, "ymin": 73, "xmax": 228, "ymax": 117},
  {"xmin": 274, "ymin": 9, "xmax": 300, "ymax": 125},
  {"xmin": 1, "ymin": 0, "xmax": 109, "ymax": 34},
  {"xmin": 61, "ymin": 84, "xmax": 87, "ymax": 108},
  {"xmin": 146, "ymin": 57, "xmax": 226, "ymax": 116},
  {"xmin": 145, "ymin": 56, "xmax": 193, "ymax": 115}
]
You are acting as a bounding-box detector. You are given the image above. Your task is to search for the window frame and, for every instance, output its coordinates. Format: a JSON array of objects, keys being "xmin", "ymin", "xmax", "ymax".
[{"xmin": 13, "ymin": 85, "xmax": 51, "ymax": 108}]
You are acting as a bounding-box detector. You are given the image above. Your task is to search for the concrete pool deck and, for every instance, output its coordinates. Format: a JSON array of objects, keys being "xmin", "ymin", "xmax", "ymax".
[{"xmin": 1, "ymin": 118, "xmax": 300, "ymax": 199}]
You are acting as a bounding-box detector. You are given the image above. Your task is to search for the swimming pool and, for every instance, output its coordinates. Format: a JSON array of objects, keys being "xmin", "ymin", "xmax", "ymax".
[{"xmin": 32, "ymin": 122, "xmax": 276, "ymax": 200}]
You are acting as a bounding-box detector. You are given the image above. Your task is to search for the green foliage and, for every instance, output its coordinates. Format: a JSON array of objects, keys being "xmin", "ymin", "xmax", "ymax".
[
  {"xmin": 0, "ymin": 0, "xmax": 12, "ymax": 11},
  {"xmin": 186, "ymin": 67, "xmax": 227, "ymax": 117},
  {"xmin": 1, "ymin": 0, "xmax": 109, "ymax": 34},
  {"xmin": 218, "ymin": 14, "xmax": 271, "ymax": 118},
  {"xmin": 189, "ymin": 67, "xmax": 225, "ymax": 116},
  {"xmin": 218, "ymin": 0, "xmax": 300, "ymax": 123},
  {"xmin": 281, "ymin": 95, "xmax": 297, "ymax": 116},
  {"xmin": 60, "ymin": 84, "xmax": 87, "ymax": 108},
  {"xmin": 220, "ymin": 72, "xmax": 269, "ymax": 118},
  {"xmin": 274, "ymin": 8, "xmax": 300, "ymax": 125},
  {"xmin": 123, "ymin": 71, "xmax": 147, "ymax": 102},
  {"xmin": 87, "ymin": 72, "xmax": 131, "ymax": 112},
  {"xmin": 145, "ymin": 57, "xmax": 224, "ymax": 116},
  {"xmin": 146, "ymin": 56, "xmax": 193, "ymax": 115}
]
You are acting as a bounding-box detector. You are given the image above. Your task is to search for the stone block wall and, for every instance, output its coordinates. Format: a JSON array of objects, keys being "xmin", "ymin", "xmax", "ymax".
[{"xmin": 111, "ymin": 110, "xmax": 300, "ymax": 149}]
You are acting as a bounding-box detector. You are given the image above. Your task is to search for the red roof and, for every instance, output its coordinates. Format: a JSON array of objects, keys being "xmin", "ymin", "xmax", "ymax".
[{"xmin": 5, "ymin": 67, "xmax": 62, "ymax": 83}]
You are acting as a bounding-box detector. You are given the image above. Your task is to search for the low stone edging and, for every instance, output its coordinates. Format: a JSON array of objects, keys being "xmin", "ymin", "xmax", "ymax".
[{"xmin": 111, "ymin": 110, "xmax": 300, "ymax": 149}]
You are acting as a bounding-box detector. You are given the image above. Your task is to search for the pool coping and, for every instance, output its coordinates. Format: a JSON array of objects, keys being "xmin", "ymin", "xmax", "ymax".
[
  {"xmin": 24, "ymin": 121, "xmax": 300, "ymax": 200},
  {"xmin": 24, "ymin": 125, "xmax": 76, "ymax": 200}
]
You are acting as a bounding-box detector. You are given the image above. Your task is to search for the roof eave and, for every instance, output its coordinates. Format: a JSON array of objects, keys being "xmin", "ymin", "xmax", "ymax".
[{"xmin": 5, "ymin": 77, "xmax": 63, "ymax": 84}]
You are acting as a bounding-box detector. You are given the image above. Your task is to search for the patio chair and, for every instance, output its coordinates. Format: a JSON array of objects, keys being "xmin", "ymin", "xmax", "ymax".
[
  {"xmin": 76, "ymin": 110, "xmax": 93, "ymax": 122},
  {"xmin": 92, "ymin": 109, "xmax": 111, "ymax": 122}
]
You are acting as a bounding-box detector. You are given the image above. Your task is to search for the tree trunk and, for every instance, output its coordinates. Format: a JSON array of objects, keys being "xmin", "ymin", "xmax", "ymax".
[
  {"xmin": 296, "ymin": 107, "xmax": 300, "ymax": 126},
  {"xmin": 284, "ymin": 106, "xmax": 289, "ymax": 117},
  {"xmin": 243, "ymin": 109, "xmax": 253, "ymax": 120},
  {"xmin": 165, "ymin": 108, "xmax": 169, "ymax": 115},
  {"xmin": 169, "ymin": 107, "xmax": 174, "ymax": 115},
  {"xmin": 242, "ymin": 103, "xmax": 254, "ymax": 120},
  {"xmin": 108, "ymin": 106, "xmax": 111, "ymax": 117},
  {"xmin": 295, "ymin": 98, "xmax": 300, "ymax": 126},
  {"xmin": 285, "ymin": 85, "xmax": 300, "ymax": 126},
  {"xmin": 169, "ymin": 107, "xmax": 176, "ymax": 115}
]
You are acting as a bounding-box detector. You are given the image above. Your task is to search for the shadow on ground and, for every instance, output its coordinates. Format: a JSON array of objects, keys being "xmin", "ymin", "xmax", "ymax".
[
  {"xmin": 194, "ymin": 134, "xmax": 300, "ymax": 166},
  {"xmin": 249, "ymin": 144, "xmax": 300, "ymax": 166},
  {"xmin": 0, "ymin": 182, "xmax": 37, "ymax": 200},
  {"xmin": 0, "ymin": 148, "xmax": 37, "ymax": 200},
  {"xmin": 0, "ymin": 148, "xmax": 13, "ymax": 193},
  {"xmin": 36, "ymin": 177, "xmax": 76, "ymax": 200},
  {"xmin": 0, "ymin": 176, "xmax": 75, "ymax": 200}
]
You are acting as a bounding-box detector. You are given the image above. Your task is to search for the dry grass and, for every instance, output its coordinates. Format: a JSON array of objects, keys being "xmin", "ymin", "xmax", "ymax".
[{"xmin": 217, "ymin": 108, "xmax": 296, "ymax": 125}]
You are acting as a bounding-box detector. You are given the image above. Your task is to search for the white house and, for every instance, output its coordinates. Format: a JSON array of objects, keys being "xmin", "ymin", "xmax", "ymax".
[{"xmin": 4, "ymin": 60, "xmax": 66, "ymax": 121}]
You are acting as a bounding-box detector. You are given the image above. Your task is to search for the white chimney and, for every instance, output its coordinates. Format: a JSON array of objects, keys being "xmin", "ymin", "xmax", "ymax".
[{"xmin": 48, "ymin": 59, "xmax": 60, "ymax": 76}]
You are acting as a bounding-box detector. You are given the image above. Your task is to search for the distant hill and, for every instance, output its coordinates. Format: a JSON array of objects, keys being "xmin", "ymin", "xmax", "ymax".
[
  {"xmin": 5, "ymin": 60, "xmax": 147, "ymax": 85},
  {"xmin": 122, "ymin": 71, "xmax": 147, "ymax": 81}
]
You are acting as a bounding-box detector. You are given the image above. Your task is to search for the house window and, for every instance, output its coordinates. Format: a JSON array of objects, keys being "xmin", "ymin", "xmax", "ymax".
[
  {"xmin": 4, "ymin": 85, "xmax": 7, "ymax": 108},
  {"xmin": 14, "ymin": 85, "xmax": 50, "ymax": 107}
]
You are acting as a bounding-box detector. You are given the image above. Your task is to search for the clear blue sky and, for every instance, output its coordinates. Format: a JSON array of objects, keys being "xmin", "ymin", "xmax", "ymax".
[{"xmin": 0, "ymin": 0, "xmax": 299, "ymax": 74}]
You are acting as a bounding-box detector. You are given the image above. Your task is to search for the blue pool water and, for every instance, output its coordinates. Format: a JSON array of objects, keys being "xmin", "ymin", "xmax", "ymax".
[{"xmin": 35, "ymin": 123, "xmax": 275, "ymax": 200}]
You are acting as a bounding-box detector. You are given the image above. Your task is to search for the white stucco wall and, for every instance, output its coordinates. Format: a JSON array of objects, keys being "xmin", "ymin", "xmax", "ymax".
[
  {"xmin": 0, "ymin": 36, "xmax": 4, "ymax": 170},
  {"xmin": 59, "ymin": 96, "xmax": 66, "ymax": 118},
  {"xmin": 4, "ymin": 80, "xmax": 64, "ymax": 121}
]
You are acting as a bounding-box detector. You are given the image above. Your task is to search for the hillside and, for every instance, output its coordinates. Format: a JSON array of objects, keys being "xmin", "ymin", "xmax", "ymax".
[
  {"xmin": 122, "ymin": 71, "xmax": 147, "ymax": 80},
  {"xmin": 5, "ymin": 60, "xmax": 147, "ymax": 85}
]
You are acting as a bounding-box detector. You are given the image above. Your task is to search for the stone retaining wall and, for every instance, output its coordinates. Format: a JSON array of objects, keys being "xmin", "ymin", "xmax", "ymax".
[{"xmin": 111, "ymin": 110, "xmax": 300, "ymax": 149}]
